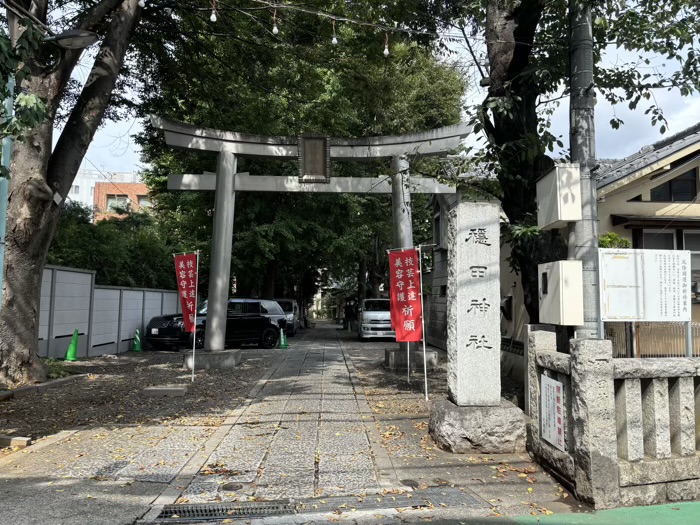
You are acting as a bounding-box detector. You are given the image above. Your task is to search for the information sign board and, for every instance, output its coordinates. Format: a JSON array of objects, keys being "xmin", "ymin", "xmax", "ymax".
[
  {"xmin": 541, "ymin": 375, "xmax": 566, "ymax": 452},
  {"xmin": 599, "ymin": 248, "xmax": 691, "ymax": 322}
]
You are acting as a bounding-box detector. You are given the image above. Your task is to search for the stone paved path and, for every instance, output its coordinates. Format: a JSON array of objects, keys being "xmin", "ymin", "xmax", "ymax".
[{"xmin": 181, "ymin": 326, "xmax": 381, "ymax": 503}]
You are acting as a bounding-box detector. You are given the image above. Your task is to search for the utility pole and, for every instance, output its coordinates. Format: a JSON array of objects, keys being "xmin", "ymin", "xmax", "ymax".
[{"xmin": 568, "ymin": 0, "xmax": 601, "ymax": 339}]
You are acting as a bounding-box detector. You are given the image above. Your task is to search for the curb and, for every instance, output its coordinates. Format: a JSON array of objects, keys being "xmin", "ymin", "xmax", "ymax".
[{"xmin": 1, "ymin": 374, "xmax": 85, "ymax": 401}]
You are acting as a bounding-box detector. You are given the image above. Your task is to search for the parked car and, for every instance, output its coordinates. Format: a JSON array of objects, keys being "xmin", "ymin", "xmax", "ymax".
[
  {"xmin": 145, "ymin": 298, "xmax": 286, "ymax": 350},
  {"xmin": 195, "ymin": 298, "xmax": 286, "ymax": 349},
  {"xmin": 357, "ymin": 298, "xmax": 395, "ymax": 340},
  {"xmin": 145, "ymin": 302, "xmax": 207, "ymax": 350},
  {"xmin": 274, "ymin": 298, "xmax": 300, "ymax": 336}
]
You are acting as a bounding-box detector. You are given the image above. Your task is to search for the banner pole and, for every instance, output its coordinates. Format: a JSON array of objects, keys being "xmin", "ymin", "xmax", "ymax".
[
  {"xmin": 191, "ymin": 250, "xmax": 199, "ymax": 383},
  {"xmin": 418, "ymin": 245, "xmax": 428, "ymax": 401}
]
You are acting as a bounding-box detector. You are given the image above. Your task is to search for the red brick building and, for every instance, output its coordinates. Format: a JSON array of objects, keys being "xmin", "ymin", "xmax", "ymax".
[{"xmin": 93, "ymin": 182, "xmax": 151, "ymax": 222}]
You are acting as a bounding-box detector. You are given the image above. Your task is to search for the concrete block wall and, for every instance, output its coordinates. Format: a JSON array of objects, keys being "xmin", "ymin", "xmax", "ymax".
[
  {"xmin": 528, "ymin": 326, "xmax": 700, "ymax": 509},
  {"xmin": 38, "ymin": 266, "xmax": 179, "ymax": 359},
  {"xmin": 91, "ymin": 288, "xmax": 120, "ymax": 355}
]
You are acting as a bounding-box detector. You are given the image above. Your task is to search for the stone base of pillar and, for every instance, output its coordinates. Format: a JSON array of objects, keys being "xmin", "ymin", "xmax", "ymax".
[
  {"xmin": 429, "ymin": 398, "xmax": 527, "ymax": 454},
  {"xmin": 384, "ymin": 348, "xmax": 438, "ymax": 371},
  {"xmin": 183, "ymin": 349, "xmax": 241, "ymax": 370}
]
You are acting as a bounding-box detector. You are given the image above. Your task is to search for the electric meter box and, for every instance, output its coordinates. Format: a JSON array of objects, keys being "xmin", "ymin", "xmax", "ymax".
[
  {"xmin": 538, "ymin": 260, "xmax": 584, "ymax": 326},
  {"xmin": 536, "ymin": 164, "xmax": 582, "ymax": 230}
]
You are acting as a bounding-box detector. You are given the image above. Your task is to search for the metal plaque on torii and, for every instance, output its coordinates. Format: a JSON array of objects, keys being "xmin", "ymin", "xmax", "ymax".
[{"xmin": 298, "ymin": 134, "xmax": 330, "ymax": 183}]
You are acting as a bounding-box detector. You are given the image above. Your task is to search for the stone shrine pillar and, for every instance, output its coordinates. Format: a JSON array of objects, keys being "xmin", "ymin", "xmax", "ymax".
[
  {"xmin": 446, "ymin": 202, "xmax": 500, "ymax": 405},
  {"xmin": 429, "ymin": 201, "xmax": 526, "ymax": 453}
]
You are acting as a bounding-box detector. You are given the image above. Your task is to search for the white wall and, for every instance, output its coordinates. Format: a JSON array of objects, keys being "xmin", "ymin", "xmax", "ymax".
[{"xmin": 38, "ymin": 266, "xmax": 179, "ymax": 358}]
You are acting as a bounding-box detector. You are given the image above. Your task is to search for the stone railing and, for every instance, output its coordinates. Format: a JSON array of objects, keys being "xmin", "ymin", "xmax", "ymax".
[
  {"xmin": 613, "ymin": 358, "xmax": 700, "ymax": 505},
  {"xmin": 527, "ymin": 329, "xmax": 700, "ymax": 509},
  {"xmin": 527, "ymin": 334, "xmax": 576, "ymax": 483}
]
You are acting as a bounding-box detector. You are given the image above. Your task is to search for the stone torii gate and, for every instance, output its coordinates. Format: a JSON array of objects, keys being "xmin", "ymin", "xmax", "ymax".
[{"xmin": 151, "ymin": 116, "xmax": 471, "ymax": 354}]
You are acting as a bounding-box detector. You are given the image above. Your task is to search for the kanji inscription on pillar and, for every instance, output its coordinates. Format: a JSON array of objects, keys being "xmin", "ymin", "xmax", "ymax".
[{"xmin": 447, "ymin": 202, "xmax": 501, "ymax": 407}]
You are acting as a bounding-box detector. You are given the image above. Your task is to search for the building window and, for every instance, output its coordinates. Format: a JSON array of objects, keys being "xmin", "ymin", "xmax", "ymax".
[
  {"xmin": 684, "ymin": 232, "xmax": 700, "ymax": 303},
  {"xmin": 106, "ymin": 194, "xmax": 128, "ymax": 212},
  {"xmin": 642, "ymin": 230, "xmax": 675, "ymax": 250},
  {"xmin": 137, "ymin": 196, "xmax": 151, "ymax": 208},
  {"xmin": 650, "ymin": 169, "xmax": 697, "ymax": 202},
  {"xmin": 70, "ymin": 185, "xmax": 80, "ymax": 194},
  {"xmin": 90, "ymin": 186, "xmax": 94, "ymax": 196}
]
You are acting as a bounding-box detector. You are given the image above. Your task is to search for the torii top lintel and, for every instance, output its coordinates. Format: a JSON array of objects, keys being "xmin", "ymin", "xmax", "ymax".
[{"xmin": 150, "ymin": 116, "xmax": 471, "ymax": 160}]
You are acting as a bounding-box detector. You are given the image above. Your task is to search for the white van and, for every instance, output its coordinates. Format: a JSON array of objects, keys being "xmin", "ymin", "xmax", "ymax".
[
  {"xmin": 358, "ymin": 298, "xmax": 395, "ymax": 340},
  {"xmin": 274, "ymin": 298, "xmax": 300, "ymax": 336}
]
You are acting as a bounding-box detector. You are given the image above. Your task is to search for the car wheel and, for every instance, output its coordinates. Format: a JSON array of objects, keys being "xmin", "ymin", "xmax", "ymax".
[
  {"xmin": 260, "ymin": 327, "xmax": 278, "ymax": 349},
  {"xmin": 188, "ymin": 329, "xmax": 205, "ymax": 350}
]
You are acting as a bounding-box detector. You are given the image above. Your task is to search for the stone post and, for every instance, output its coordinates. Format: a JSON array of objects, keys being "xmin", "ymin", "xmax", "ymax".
[
  {"xmin": 204, "ymin": 150, "xmax": 237, "ymax": 351},
  {"xmin": 570, "ymin": 338, "xmax": 620, "ymax": 508},
  {"xmin": 429, "ymin": 201, "xmax": 526, "ymax": 454},
  {"xmin": 446, "ymin": 201, "xmax": 500, "ymax": 406},
  {"xmin": 391, "ymin": 155, "xmax": 414, "ymax": 356}
]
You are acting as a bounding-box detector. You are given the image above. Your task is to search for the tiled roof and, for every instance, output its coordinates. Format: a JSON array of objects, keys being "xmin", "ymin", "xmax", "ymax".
[{"xmin": 597, "ymin": 122, "xmax": 700, "ymax": 188}]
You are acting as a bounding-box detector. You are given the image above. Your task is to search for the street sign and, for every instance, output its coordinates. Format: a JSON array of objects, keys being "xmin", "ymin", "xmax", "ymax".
[{"xmin": 599, "ymin": 248, "xmax": 691, "ymax": 322}]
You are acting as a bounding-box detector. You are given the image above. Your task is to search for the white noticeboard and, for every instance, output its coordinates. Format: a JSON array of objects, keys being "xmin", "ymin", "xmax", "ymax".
[
  {"xmin": 599, "ymin": 248, "xmax": 691, "ymax": 322},
  {"xmin": 541, "ymin": 375, "xmax": 565, "ymax": 452}
]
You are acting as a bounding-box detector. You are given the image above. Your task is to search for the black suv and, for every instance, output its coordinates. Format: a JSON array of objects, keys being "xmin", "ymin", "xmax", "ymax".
[{"xmin": 145, "ymin": 298, "xmax": 286, "ymax": 350}]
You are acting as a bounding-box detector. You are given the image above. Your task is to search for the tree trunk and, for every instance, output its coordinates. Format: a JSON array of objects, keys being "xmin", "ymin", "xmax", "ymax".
[
  {"xmin": 0, "ymin": 0, "xmax": 142, "ymax": 386},
  {"xmin": 262, "ymin": 260, "xmax": 277, "ymax": 299},
  {"xmin": 485, "ymin": 0, "xmax": 552, "ymax": 323},
  {"xmin": 0, "ymin": 118, "xmax": 55, "ymax": 385}
]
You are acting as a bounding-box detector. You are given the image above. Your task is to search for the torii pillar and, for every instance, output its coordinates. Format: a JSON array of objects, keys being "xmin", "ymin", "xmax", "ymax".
[{"xmin": 151, "ymin": 116, "xmax": 471, "ymax": 356}]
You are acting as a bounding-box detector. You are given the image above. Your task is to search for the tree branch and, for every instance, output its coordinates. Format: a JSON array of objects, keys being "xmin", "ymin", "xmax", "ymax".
[
  {"xmin": 50, "ymin": 0, "xmax": 131, "ymax": 94},
  {"xmin": 47, "ymin": 0, "xmax": 142, "ymax": 193},
  {"xmin": 457, "ymin": 23, "xmax": 486, "ymax": 79}
]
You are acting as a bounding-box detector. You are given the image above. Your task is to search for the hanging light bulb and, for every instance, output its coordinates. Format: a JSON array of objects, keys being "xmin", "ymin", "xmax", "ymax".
[
  {"xmin": 272, "ymin": 9, "xmax": 279, "ymax": 34},
  {"xmin": 138, "ymin": 0, "xmax": 145, "ymax": 7},
  {"xmin": 331, "ymin": 19, "xmax": 338, "ymax": 45},
  {"xmin": 210, "ymin": 9, "xmax": 217, "ymax": 22},
  {"xmin": 383, "ymin": 33, "xmax": 390, "ymax": 57}
]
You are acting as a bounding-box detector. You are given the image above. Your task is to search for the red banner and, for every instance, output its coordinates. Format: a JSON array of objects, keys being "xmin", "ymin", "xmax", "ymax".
[
  {"xmin": 389, "ymin": 249, "xmax": 423, "ymax": 342},
  {"xmin": 174, "ymin": 252, "xmax": 199, "ymax": 333}
]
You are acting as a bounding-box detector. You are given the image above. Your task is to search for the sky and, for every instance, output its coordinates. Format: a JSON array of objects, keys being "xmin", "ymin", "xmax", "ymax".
[{"xmin": 75, "ymin": 35, "xmax": 700, "ymax": 175}]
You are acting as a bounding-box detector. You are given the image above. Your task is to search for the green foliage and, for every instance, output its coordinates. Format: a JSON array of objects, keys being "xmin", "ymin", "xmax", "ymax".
[
  {"xmin": 47, "ymin": 201, "xmax": 177, "ymax": 289},
  {"xmin": 133, "ymin": 3, "xmax": 464, "ymax": 303},
  {"xmin": 0, "ymin": 20, "xmax": 48, "ymax": 175},
  {"xmin": 599, "ymin": 231, "xmax": 632, "ymax": 249},
  {"xmin": 41, "ymin": 358, "xmax": 72, "ymax": 379}
]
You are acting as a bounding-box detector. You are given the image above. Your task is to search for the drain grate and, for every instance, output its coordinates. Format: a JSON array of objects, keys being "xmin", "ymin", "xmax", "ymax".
[
  {"xmin": 155, "ymin": 487, "xmax": 488, "ymax": 522},
  {"xmin": 156, "ymin": 501, "xmax": 296, "ymax": 521}
]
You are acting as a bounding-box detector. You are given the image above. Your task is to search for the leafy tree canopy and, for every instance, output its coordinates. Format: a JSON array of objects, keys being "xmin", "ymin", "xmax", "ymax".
[{"xmin": 133, "ymin": 1, "xmax": 465, "ymax": 306}]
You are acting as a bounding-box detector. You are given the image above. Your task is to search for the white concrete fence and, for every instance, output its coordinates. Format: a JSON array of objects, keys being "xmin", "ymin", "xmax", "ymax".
[
  {"xmin": 39, "ymin": 265, "xmax": 180, "ymax": 359},
  {"xmin": 527, "ymin": 328, "xmax": 700, "ymax": 509}
]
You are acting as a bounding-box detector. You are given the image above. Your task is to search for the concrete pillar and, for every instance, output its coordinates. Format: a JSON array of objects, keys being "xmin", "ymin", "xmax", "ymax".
[
  {"xmin": 391, "ymin": 155, "xmax": 413, "ymax": 250},
  {"xmin": 391, "ymin": 155, "xmax": 413, "ymax": 355},
  {"xmin": 527, "ymin": 329, "xmax": 557, "ymax": 439},
  {"xmin": 669, "ymin": 377, "xmax": 695, "ymax": 457},
  {"xmin": 642, "ymin": 378, "xmax": 672, "ymax": 459},
  {"xmin": 204, "ymin": 151, "xmax": 236, "ymax": 351},
  {"xmin": 614, "ymin": 378, "xmax": 643, "ymax": 462},
  {"xmin": 570, "ymin": 338, "xmax": 620, "ymax": 509}
]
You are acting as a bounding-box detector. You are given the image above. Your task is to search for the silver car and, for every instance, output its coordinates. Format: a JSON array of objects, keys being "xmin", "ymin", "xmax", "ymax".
[
  {"xmin": 358, "ymin": 299, "xmax": 395, "ymax": 340},
  {"xmin": 275, "ymin": 298, "xmax": 300, "ymax": 336}
]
